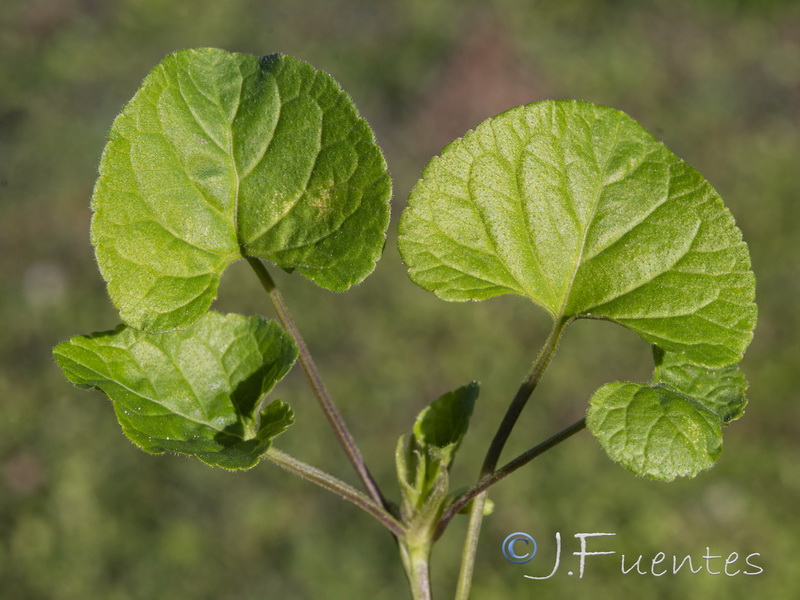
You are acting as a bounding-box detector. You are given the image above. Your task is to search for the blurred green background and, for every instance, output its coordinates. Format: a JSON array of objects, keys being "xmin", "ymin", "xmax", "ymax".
[{"xmin": 1, "ymin": 0, "xmax": 798, "ymax": 598}]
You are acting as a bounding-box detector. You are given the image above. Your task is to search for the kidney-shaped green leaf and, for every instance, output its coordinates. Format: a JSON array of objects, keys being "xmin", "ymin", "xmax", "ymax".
[
  {"xmin": 586, "ymin": 346, "xmax": 748, "ymax": 481},
  {"xmin": 586, "ymin": 382, "xmax": 722, "ymax": 481},
  {"xmin": 399, "ymin": 101, "xmax": 756, "ymax": 366},
  {"xmin": 93, "ymin": 48, "xmax": 391, "ymax": 332},
  {"xmin": 53, "ymin": 312, "xmax": 297, "ymax": 470}
]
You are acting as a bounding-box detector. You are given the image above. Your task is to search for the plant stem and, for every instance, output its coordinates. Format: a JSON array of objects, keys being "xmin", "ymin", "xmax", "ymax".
[
  {"xmin": 265, "ymin": 448, "xmax": 404, "ymax": 537},
  {"xmin": 247, "ymin": 257, "xmax": 388, "ymax": 511},
  {"xmin": 399, "ymin": 538, "xmax": 433, "ymax": 600},
  {"xmin": 453, "ymin": 318, "xmax": 568, "ymax": 600},
  {"xmin": 437, "ymin": 418, "xmax": 586, "ymax": 539},
  {"xmin": 481, "ymin": 318, "xmax": 568, "ymax": 476},
  {"xmin": 453, "ymin": 493, "xmax": 487, "ymax": 600}
]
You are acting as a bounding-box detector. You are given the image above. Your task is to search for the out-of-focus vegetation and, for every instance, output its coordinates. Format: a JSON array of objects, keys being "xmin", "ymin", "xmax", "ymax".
[{"xmin": 1, "ymin": 0, "xmax": 798, "ymax": 598}]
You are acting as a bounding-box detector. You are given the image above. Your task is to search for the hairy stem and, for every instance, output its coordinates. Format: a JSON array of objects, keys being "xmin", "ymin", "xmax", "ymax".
[
  {"xmin": 481, "ymin": 318, "xmax": 568, "ymax": 475},
  {"xmin": 453, "ymin": 493, "xmax": 487, "ymax": 600},
  {"xmin": 400, "ymin": 538, "xmax": 433, "ymax": 600},
  {"xmin": 265, "ymin": 448, "xmax": 404, "ymax": 537},
  {"xmin": 453, "ymin": 319, "xmax": 567, "ymax": 600},
  {"xmin": 437, "ymin": 418, "xmax": 586, "ymax": 539},
  {"xmin": 247, "ymin": 257, "xmax": 388, "ymax": 510}
]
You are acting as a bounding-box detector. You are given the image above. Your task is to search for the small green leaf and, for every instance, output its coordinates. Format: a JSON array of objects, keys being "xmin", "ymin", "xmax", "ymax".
[
  {"xmin": 399, "ymin": 101, "xmax": 756, "ymax": 367},
  {"xmin": 586, "ymin": 347, "xmax": 749, "ymax": 481},
  {"xmin": 93, "ymin": 48, "xmax": 391, "ymax": 332},
  {"xmin": 53, "ymin": 312, "xmax": 298, "ymax": 470},
  {"xmin": 396, "ymin": 383, "xmax": 478, "ymax": 523},
  {"xmin": 412, "ymin": 381, "xmax": 478, "ymax": 468},
  {"xmin": 587, "ymin": 382, "xmax": 721, "ymax": 481}
]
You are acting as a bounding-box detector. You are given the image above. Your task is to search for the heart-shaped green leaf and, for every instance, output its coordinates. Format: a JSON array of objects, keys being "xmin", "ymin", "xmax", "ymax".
[
  {"xmin": 399, "ymin": 101, "xmax": 756, "ymax": 367},
  {"xmin": 93, "ymin": 48, "xmax": 391, "ymax": 332},
  {"xmin": 53, "ymin": 312, "xmax": 297, "ymax": 470},
  {"xmin": 586, "ymin": 347, "xmax": 748, "ymax": 481}
]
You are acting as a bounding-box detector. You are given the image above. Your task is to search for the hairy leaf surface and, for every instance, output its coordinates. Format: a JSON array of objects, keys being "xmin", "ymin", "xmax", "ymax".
[
  {"xmin": 93, "ymin": 48, "xmax": 391, "ymax": 332},
  {"xmin": 53, "ymin": 312, "xmax": 297, "ymax": 469},
  {"xmin": 586, "ymin": 347, "xmax": 748, "ymax": 480},
  {"xmin": 651, "ymin": 346, "xmax": 748, "ymax": 423},
  {"xmin": 399, "ymin": 101, "xmax": 756, "ymax": 366}
]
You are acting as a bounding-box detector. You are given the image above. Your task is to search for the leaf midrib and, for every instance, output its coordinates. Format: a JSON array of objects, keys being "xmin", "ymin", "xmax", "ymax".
[
  {"xmin": 64, "ymin": 345, "xmax": 236, "ymax": 437},
  {"xmin": 554, "ymin": 114, "xmax": 623, "ymax": 323}
]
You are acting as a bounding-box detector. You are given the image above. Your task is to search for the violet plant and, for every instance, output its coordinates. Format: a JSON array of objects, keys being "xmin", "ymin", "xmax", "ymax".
[{"xmin": 54, "ymin": 48, "xmax": 756, "ymax": 600}]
